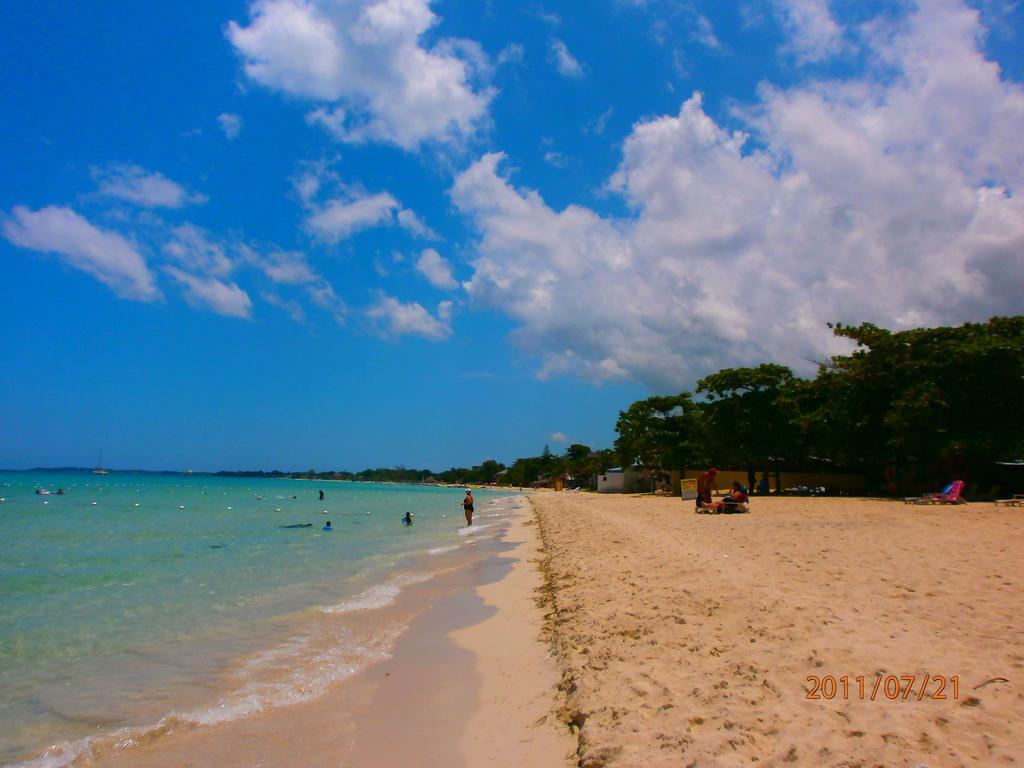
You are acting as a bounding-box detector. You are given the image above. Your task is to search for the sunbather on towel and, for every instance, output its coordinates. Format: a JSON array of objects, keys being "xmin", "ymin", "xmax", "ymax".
[
  {"xmin": 700, "ymin": 481, "xmax": 749, "ymax": 513},
  {"xmin": 721, "ymin": 481, "xmax": 749, "ymax": 512}
]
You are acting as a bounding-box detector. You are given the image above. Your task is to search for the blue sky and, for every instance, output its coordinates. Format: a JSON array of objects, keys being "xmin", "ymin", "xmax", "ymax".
[{"xmin": 2, "ymin": 0, "xmax": 1023, "ymax": 471}]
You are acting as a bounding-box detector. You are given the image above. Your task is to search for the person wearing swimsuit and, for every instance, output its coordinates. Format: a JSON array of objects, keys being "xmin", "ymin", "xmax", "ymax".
[{"xmin": 463, "ymin": 490, "xmax": 474, "ymax": 526}]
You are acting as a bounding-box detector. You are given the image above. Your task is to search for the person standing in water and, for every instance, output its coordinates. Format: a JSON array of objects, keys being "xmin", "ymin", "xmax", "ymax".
[
  {"xmin": 462, "ymin": 489, "xmax": 474, "ymax": 526},
  {"xmin": 318, "ymin": 489, "xmax": 324, "ymax": 501}
]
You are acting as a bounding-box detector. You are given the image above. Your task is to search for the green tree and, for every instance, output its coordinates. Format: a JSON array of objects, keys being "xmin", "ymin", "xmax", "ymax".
[
  {"xmin": 797, "ymin": 317, "xmax": 1024, "ymax": 489},
  {"xmin": 614, "ymin": 394, "xmax": 704, "ymax": 478},
  {"xmin": 696, "ymin": 364, "xmax": 799, "ymax": 483}
]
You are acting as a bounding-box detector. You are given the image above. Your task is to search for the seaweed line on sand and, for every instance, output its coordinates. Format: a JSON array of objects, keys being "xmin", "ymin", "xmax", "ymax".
[{"xmin": 528, "ymin": 496, "xmax": 607, "ymax": 768}]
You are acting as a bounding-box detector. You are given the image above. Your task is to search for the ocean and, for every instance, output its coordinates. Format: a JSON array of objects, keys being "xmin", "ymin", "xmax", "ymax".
[{"xmin": 0, "ymin": 471, "xmax": 519, "ymax": 766}]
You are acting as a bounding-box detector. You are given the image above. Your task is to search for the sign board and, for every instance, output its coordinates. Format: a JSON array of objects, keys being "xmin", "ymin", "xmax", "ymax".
[{"xmin": 680, "ymin": 478, "xmax": 698, "ymax": 500}]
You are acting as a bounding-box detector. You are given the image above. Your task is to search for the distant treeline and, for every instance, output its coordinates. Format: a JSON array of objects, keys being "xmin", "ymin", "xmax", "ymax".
[{"xmin": 42, "ymin": 318, "xmax": 1018, "ymax": 496}]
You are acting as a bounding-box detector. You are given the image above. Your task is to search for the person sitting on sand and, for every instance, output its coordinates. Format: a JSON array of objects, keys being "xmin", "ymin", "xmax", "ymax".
[
  {"xmin": 699, "ymin": 481, "xmax": 749, "ymax": 513},
  {"xmin": 463, "ymin": 490, "xmax": 474, "ymax": 526},
  {"xmin": 696, "ymin": 468, "xmax": 719, "ymax": 511},
  {"xmin": 720, "ymin": 481, "xmax": 749, "ymax": 512}
]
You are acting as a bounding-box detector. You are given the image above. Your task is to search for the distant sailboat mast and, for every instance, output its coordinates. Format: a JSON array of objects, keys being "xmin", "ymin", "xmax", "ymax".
[{"xmin": 93, "ymin": 448, "xmax": 108, "ymax": 475}]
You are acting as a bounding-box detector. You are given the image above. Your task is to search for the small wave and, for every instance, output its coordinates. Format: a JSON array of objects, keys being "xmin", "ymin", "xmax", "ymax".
[
  {"xmin": 427, "ymin": 544, "xmax": 459, "ymax": 555},
  {"xmin": 11, "ymin": 626, "xmax": 402, "ymax": 768},
  {"xmin": 317, "ymin": 572, "xmax": 430, "ymax": 615},
  {"xmin": 458, "ymin": 522, "xmax": 498, "ymax": 536}
]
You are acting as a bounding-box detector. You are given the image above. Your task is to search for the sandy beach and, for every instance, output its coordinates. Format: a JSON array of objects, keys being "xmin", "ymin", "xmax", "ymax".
[{"xmin": 532, "ymin": 493, "xmax": 1023, "ymax": 767}]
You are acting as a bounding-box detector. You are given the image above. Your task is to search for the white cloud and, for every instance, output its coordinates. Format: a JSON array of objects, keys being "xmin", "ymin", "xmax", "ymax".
[
  {"xmin": 415, "ymin": 248, "xmax": 458, "ymax": 289},
  {"xmin": 307, "ymin": 281, "xmax": 347, "ymax": 323},
  {"xmin": 397, "ymin": 208, "xmax": 440, "ymax": 240},
  {"xmin": 93, "ymin": 164, "xmax": 205, "ymax": 208},
  {"xmin": 163, "ymin": 224, "xmax": 233, "ymax": 276},
  {"xmin": 452, "ymin": 0, "xmax": 1024, "ymax": 390},
  {"xmin": 543, "ymin": 150, "xmax": 570, "ymax": 168},
  {"xmin": 366, "ymin": 294, "xmax": 452, "ymax": 340},
  {"xmin": 164, "ymin": 266, "xmax": 253, "ymax": 318},
  {"xmin": 586, "ymin": 107, "xmax": 614, "ymax": 136},
  {"xmin": 2, "ymin": 205, "xmax": 160, "ymax": 301},
  {"xmin": 218, "ymin": 112, "xmax": 244, "ymax": 140},
  {"xmin": 496, "ymin": 42, "xmax": 525, "ymax": 67},
  {"xmin": 262, "ymin": 251, "xmax": 319, "ymax": 284},
  {"xmin": 227, "ymin": 0, "xmax": 492, "ymax": 149},
  {"xmin": 549, "ymin": 38, "xmax": 584, "ymax": 77},
  {"xmin": 549, "ymin": 432, "xmax": 568, "ymax": 443},
  {"xmin": 306, "ymin": 191, "xmax": 398, "ymax": 242},
  {"xmin": 693, "ymin": 14, "xmax": 721, "ymax": 49},
  {"xmin": 238, "ymin": 243, "xmax": 345, "ymax": 321},
  {"xmin": 771, "ymin": 0, "xmax": 844, "ymax": 62},
  {"xmin": 262, "ymin": 290, "xmax": 306, "ymax": 322}
]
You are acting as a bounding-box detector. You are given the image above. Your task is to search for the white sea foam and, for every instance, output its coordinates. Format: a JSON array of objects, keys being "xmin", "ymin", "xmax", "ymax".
[
  {"xmin": 12, "ymin": 625, "xmax": 402, "ymax": 768},
  {"xmin": 427, "ymin": 544, "xmax": 459, "ymax": 555},
  {"xmin": 317, "ymin": 572, "xmax": 431, "ymax": 615},
  {"xmin": 458, "ymin": 522, "xmax": 498, "ymax": 536}
]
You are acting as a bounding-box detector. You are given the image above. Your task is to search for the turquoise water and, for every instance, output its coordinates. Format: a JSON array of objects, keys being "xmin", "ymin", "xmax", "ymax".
[{"xmin": 0, "ymin": 472, "xmax": 516, "ymax": 765}]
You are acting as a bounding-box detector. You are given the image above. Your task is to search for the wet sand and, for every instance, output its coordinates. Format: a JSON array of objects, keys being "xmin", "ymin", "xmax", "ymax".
[{"xmin": 532, "ymin": 493, "xmax": 1024, "ymax": 767}]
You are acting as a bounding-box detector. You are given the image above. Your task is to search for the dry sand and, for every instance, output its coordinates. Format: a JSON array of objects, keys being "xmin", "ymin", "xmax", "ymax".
[{"xmin": 531, "ymin": 493, "xmax": 1023, "ymax": 767}]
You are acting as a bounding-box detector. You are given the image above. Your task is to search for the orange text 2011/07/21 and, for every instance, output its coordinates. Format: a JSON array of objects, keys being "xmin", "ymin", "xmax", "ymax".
[{"xmin": 805, "ymin": 675, "xmax": 960, "ymax": 701}]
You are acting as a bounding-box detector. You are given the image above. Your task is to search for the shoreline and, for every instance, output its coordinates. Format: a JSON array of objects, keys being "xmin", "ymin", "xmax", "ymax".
[{"xmin": 28, "ymin": 495, "xmax": 570, "ymax": 768}]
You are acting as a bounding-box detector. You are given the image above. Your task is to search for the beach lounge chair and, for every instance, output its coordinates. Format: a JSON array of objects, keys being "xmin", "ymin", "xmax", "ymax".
[
  {"xmin": 904, "ymin": 480, "xmax": 966, "ymax": 504},
  {"xmin": 995, "ymin": 494, "xmax": 1024, "ymax": 507}
]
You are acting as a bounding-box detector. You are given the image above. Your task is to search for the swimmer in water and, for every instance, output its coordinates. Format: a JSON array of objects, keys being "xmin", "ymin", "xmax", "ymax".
[
  {"xmin": 402, "ymin": 511, "xmax": 414, "ymax": 525},
  {"xmin": 322, "ymin": 520, "xmax": 332, "ymax": 531},
  {"xmin": 319, "ymin": 489, "xmax": 325, "ymax": 501}
]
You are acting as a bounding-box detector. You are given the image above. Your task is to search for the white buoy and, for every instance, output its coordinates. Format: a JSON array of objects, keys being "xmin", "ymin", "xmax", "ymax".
[
  {"xmin": 322, "ymin": 510, "xmax": 328, "ymax": 514},
  {"xmin": 91, "ymin": 501, "xmax": 97, "ymax": 505},
  {"xmin": 134, "ymin": 503, "xmax": 140, "ymax": 507},
  {"xmin": 179, "ymin": 505, "xmax": 185, "ymax": 509},
  {"xmin": 43, "ymin": 501, "xmax": 48, "ymax": 504},
  {"xmin": 227, "ymin": 506, "xmax": 232, "ymax": 510}
]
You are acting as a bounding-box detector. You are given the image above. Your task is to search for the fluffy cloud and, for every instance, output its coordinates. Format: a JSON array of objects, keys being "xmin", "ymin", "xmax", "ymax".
[
  {"xmin": 93, "ymin": 164, "xmax": 206, "ymax": 208},
  {"xmin": 238, "ymin": 243, "xmax": 346, "ymax": 322},
  {"xmin": 163, "ymin": 224, "xmax": 233, "ymax": 276},
  {"xmin": 306, "ymin": 191, "xmax": 399, "ymax": 242},
  {"xmin": 549, "ymin": 432, "xmax": 568, "ymax": 443},
  {"xmin": 415, "ymin": 248, "xmax": 457, "ymax": 289},
  {"xmin": 396, "ymin": 208, "xmax": 440, "ymax": 240},
  {"xmin": 453, "ymin": 0, "xmax": 1024, "ymax": 390},
  {"xmin": 367, "ymin": 294, "xmax": 452, "ymax": 340},
  {"xmin": 549, "ymin": 38, "xmax": 584, "ymax": 78},
  {"xmin": 164, "ymin": 266, "xmax": 253, "ymax": 319},
  {"xmin": 217, "ymin": 112, "xmax": 244, "ymax": 140},
  {"xmin": 261, "ymin": 251, "xmax": 318, "ymax": 284},
  {"xmin": 771, "ymin": 0, "xmax": 844, "ymax": 62},
  {"xmin": 2, "ymin": 205, "xmax": 160, "ymax": 301},
  {"xmin": 227, "ymin": 0, "xmax": 492, "ymax": 149}
]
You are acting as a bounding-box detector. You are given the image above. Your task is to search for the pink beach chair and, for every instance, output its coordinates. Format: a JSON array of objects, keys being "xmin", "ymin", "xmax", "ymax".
[{"xmin": 904, "ymin": 480, "xmax": 966, "ymax": 505}]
